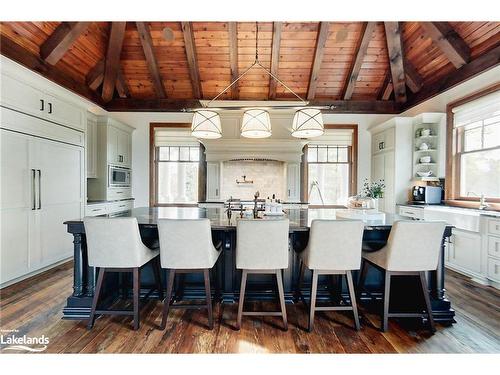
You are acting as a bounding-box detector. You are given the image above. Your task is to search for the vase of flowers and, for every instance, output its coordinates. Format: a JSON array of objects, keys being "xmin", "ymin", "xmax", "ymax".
[{"xmin": 361, "ymin": 179, "xmax": 385, "ymax": 211}]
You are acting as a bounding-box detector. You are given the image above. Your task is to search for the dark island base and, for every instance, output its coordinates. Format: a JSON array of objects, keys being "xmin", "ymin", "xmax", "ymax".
[{"xmin": 63, "ymin": 224, "xmax": 455, "ymax": 325}]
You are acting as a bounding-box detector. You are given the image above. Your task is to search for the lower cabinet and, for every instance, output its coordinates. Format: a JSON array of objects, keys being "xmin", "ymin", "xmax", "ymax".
[
  {"xmin": 0, "ymin": 129, "xmax": 84, "ymax": 286},
  {"xmin": 85, "ymin": 200, "xmax": 134, "ymax": 217},
  {"xmin": 447, "ymin": 228, "xmax": 482, "ymax": 276}
]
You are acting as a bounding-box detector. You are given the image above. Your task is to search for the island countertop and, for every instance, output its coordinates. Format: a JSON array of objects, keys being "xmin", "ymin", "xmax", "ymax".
[{"xmin": 66, "ymin": 206, "xmax": 410, "ymax": 231}]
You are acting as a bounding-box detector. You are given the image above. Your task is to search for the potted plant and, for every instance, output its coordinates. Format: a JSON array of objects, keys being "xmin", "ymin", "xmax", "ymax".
[{"xmin": 361, "ymin": 179, "xmax": 385, "ymax": 210}]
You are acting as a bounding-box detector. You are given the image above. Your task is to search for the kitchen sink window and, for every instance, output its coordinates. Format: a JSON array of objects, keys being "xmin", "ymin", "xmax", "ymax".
[
  {"xmin": 156, "ymin": 145, "xmax": 200, "ymax": 204},
  {"xmin": 307, "ymin": 145, "xmax": 351, "ymax": 206},
  {"xmin": 449, "ymin": 88, "xmax": 500, "ymax": 204}
]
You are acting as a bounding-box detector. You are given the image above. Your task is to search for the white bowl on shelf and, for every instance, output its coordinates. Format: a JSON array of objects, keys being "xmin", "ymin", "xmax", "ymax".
[
  {"xmin": 419, "ymin": 156, "xmax": 431, "ymax": 163},
  {"xmin": 417, "ymin": 171, "xmax": 433, "ymax": 177}
]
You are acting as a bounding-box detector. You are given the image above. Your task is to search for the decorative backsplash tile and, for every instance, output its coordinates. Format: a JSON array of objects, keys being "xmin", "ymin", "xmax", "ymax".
[{"xmin": 221, "ymin": 160, "xmax": 286, "ymax": 200}]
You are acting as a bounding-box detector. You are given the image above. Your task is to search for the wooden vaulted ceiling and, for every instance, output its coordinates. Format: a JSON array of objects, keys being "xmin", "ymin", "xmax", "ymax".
[{"xmin": 0, "ymin": 21, "xmax": 499, "ymax": 113}]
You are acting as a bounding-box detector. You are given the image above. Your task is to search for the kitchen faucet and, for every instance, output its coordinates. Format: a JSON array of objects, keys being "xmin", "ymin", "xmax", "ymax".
[
  {"xmin": 253, "ymin": 191, "xmax": 260, "ymax": 218},
  {"xmin": 467, "ymin": 191, "xmax": 490, "ymax": 210}
]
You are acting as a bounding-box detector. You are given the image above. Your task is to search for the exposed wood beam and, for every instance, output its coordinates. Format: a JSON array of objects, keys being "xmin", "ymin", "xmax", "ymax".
[
  {"xmin": 0, "ymin": 34, "xmax": 104, "ymax": 107},
  {"xmin": 115, "ymin": 69, "xmax": 129, "ymax": 98},
  {"xmin": 404, "ymin": 57, "xmax": 423, "ymax": 93},
  {"xmin": 404, "ymin": 44, "xmax": 500, "ymax": 110},
  {"xmin": 420, "ymin": 22, "xmax": 470, "ymax": 68},
  {"xmin": 106, "ymin": 98, "xmax": 202, "ymax": 112},
  {"xmin": 228, "ymin": 22, "xmax": 239, "ymax": 99},
  {"xmin": 384, "ymin": 22, "xmax": 407, "ymax": 103},
  {"xmin": 40, "ymin": 22, "xmax": 90, "ymax": 65},
  {"xmin": 86, "ymin": 59, "xmax": 105, "ymax": 90},
  {"xmin": 268, "ymin": 22, "xmax": 282, "ymax": 100},
  {"xmin": 105, "ymin": 98, "xmax": 400, "ymax": 114},
  {"xmin": 307, "ymin": 22, "xmax": 330, "ymax": 100},
  {"xmin": 377, "ymin": 73, "xmax": 393, "ymax": 100},
  {"xmin": 136, "ymin": 22, "xmax": 167, "ymax": 99},
  {"xmin": 181, "ymin": 22, "xmax": 202, "ymax": 99},
  {"xmin": 102, "ymin": 22, "xmax": 126, "ymax": 103},
  {"xmin": 343, "ymin": 22, "xmax": 377, "ymax": 100}
]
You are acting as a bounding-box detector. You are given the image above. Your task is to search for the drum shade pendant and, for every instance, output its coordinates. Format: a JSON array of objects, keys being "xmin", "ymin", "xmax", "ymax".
[
  {"xmin": 291, "ymin": 108, "xmax": 324, "ymax": 138},
  {"xmin": 241, "ymin": 109, "xmax": 272, "ymax": 138},
  {"xmin": 191, "ymin": 110, "xmax": 222, "ymax": 139}
]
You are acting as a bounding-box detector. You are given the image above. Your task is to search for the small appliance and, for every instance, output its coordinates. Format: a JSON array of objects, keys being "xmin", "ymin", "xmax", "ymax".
[
  {"xmin": 411, "ymin": 186, "xmax": 442, "ymax": 204},
  {"xmin": 108, "ymin": 165, "xmax": 131, "ymax": 187}
]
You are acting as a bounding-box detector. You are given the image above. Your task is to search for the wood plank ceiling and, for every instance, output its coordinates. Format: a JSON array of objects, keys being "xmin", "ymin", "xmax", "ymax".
[{"xmin": 1, "ymin": 21, "xmax": 499, "ymax": 113}]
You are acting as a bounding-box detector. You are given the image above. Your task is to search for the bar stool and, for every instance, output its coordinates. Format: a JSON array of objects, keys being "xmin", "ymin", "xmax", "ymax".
[
  {"xmin": 84, "ymin": 217, "xmax": 163, "ymax": 330},
  {"xmin": 297, "ymin": 219, "xmax": 364, "ymax": 332},
  {"xmin": 359, "ymin": 220, "xmax": 446, "ymax": 333},
  {"xmin": 236, "ymin": 219, "xmax": 289, "ymax": 331},
  {"xmin": 157, "ymin": 218, "xmax": 221, "ymax": 330}
]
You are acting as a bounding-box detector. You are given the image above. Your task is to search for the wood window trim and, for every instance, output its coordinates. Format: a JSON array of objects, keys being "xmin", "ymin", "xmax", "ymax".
[
  {"xmin": 301, "ymin": 124, "xmax": 358, "ymax": 203},
  {"xmin": 149, "ymin": 122, "xmax": 195, "ymax": 207},
  {"xmin": 445, "ymin": 83, "xmax": 500, "ymax": 210}
]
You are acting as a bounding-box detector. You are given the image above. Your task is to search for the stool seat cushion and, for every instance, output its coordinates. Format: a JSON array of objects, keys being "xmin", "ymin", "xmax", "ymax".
[
  {"xmin": 361, "ymin": 220, "xmax": 447, "ymax": 272},
  {"xmin": 84, "ymin": 217, "xmax": 159, "ymax": 268},
  {"xmin": 157, "ymin": 218, "xmax": 221, "ymax": 269},
  {"xmin": 236, "ymin": 219, "xmax": 289, "ymax": 270},
  {"xmin": 300, "ymin": 219, "xmax": 364, "ymax": 270}
]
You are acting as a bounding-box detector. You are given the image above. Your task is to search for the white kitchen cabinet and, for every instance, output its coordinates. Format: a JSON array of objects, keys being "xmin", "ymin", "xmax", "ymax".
[
  {"xmin": 107, "ymin": 124, "xmax": 120, "ymax": 165},
  {"xmin": 107, "ymin": 124, "xmax": 132, "ymax": 167},
  {"xmin": 448, "ymin": 228, "xmax": 482, "ymax": 276},
  {"xmin": 371, "ymin": 151, "xmax": 395, "ymax": 213},
  {"xmin": 372, "ymin": 127, "xmax": 394, "ymax": 154},
  {"xmin": 0, "ymin": 72, "xmax": 84, "ymax": 131},
  {"xmin": 206, "ymin": 162, "xmax": 221, "ymax": 201},
  {"xmin": 286, "ymin": 163, "xmax": 300, "ymax": 202},
  {"xmin": 0, "ymin": 128, "xmax": 84, "ymax": 286},
  {"xmin": 86, "ymin": 113, "xmax": 98, "ymax": 178}
]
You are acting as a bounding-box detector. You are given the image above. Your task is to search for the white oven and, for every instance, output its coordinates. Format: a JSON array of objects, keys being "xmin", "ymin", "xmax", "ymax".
[{"xmin": 108, "ymin": 165, "xmax": 131, "ymax": 187}]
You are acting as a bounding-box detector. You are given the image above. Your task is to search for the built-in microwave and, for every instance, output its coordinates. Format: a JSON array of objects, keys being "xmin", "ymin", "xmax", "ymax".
[{"xmin": 108, "ymin": 165, "xmax": 131, "ymax": 187}]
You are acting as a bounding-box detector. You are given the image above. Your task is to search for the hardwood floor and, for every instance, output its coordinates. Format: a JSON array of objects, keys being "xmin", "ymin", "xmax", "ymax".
[{"xmin": 1, "ymin": 261, "xmax": 499, "ymax": 353}]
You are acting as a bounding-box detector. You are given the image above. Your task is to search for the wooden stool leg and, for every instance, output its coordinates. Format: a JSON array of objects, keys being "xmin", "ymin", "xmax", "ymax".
[
  {"xmin": 308, "ymin": 270, "xmax": 318, "ymax": 332},
  {"xmin": 153, "ymin": 258, "xmax": 164, "ymax": 300},
  {"xmin": 133, "ymin": 267, "xmax": 141, "ymax": 330},
  {"xmin": 382, "ymin": 271, "xmax": 391, "ymax": 332},
  {"xmin": 346, "ymin": 271, "xmax": 361, "ymax": 331},
  {"xmin": 419, "ymin": 271, "xmax": 436, "ymax": 334},
  {"xmin": 236, "ymin": 270, "xmax": 248, "ymax": 330},
  {"xmin": 87, "ymin": 267, "xmax": 106, "ymax": 330},
  {"xmin": 276, "ymin": 269, "xmax": 288, "ymax": 331},
  {"xmin": 159, "ymin": 269, "xmax": 175, "ymax": 330},
  {"xmin": 203, "ymin": 268, "xmax": 213, "ymax": 330}
]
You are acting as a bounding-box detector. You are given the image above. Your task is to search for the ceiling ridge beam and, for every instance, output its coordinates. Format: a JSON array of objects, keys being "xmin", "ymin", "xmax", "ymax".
[
  {"xmin": 102, "ymin": 22, "xmax": 127, "ymax": 103},
  {"xmin": 181, "ymin": 22, "xmax": 202, "ymax": 99},
  {"xmin": 40, "ymin": 22, "xmax": 90, "ymax": 65},
  {"xmin": 384, "ymin": 22, "xmax": 407, "ymax": 103},
  {"xmin": 228, "ymin": 22, "xmax": 239, "ymax": 100},
  {"xmin": 306, "ymin": 22, "xmax": 330, "ymax": 100},
  {"xmin": 268, "ymin": 22, "xmax": 282, "ymax": 100},
  {"xmin": 136, "ymin": 22, "xmax": 167, "ymax": 99},
  {"xmin": 343, "ymin": 22, "xmax": 377, "ymax": 100},
  {"xmin": 420, "ymin": 22, "xmax": 470, "ymax": 69},
  {"xmin": 404, "ymin": 44, "xmax": 500, "ymax": 110}
]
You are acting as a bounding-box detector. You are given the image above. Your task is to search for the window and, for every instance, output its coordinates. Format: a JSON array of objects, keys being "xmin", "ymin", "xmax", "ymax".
[
  {"xmin": 307, "ymin": 145, "xmax": 351, "ymax": 206},
  {"xmin": 156, "ymin": 146, "xmax": 200, "ymax": 204},
  {"xmin": 448, "ymin": 87, "xmax": 500, "ymax": 204}
]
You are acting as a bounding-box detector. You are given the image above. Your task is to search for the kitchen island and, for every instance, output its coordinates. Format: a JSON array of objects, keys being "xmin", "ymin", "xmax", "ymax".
[{"xmin": 63, "ymin": 207, "xmax": 455, "ymax": 324}]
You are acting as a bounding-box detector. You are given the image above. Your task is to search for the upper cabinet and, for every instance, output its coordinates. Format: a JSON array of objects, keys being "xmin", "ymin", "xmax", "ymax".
[
  {"xmin": 0, "ymin": 73, "xmax": 84, "ymax": 131},
  {"xmin": 105, "ymin": 121, "xmax": 132, "ymax": 167},
  {"xmin": 372, "ymin": 127, "xmax": 395, "ymax": 154}
]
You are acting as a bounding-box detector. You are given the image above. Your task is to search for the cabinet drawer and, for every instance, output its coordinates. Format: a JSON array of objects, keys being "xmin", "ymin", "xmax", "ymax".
[
  {"xmin": 108, "ymin": 200, "xmax": 134, "ymax": 214},
  {"xmin": 107, "ymin": 187, "xmax": 132, "ymax": 201},
  {"xmin": 487, "ymin": 257, "xmax": 500, "ymax": 282},
  {"xmin": 85, "ymin": 205, "xmax": 108, "ymax": 217},
  {"xmin": 487, "ymin": 236, "xmax": 500, "ymax": 258},
  {"xmin": 488, "ymin": 219, "xmax": 500, "ymax": 236},
  {"xmin": 398, "ymin": 206, "xmax": 423, "ymax": 219}
]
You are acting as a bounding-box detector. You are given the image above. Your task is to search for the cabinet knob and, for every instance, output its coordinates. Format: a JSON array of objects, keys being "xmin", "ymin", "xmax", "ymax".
[
  {"xmin": 40, "ymin": 99, "xmax": 44, "ymax": 111},
  {"xmin": 48, "ymin": 102, "xmax": 52, "ymax": 114}
]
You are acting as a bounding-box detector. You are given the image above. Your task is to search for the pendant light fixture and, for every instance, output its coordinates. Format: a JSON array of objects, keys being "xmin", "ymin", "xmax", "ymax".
[
  {"xmin": 241, "ymin": 109, "xmax": 272, "ymax": 138},
  {"xmin": 291, "ymin": 108, "xmax": 324, "ymax": 138},
  {"xmin": 190, "ymin": 22, "xmax": 325, "ymax": 139},
  {"xmin": 191, "ymin": 110, "xmax": 222, "ymax": 139}
]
